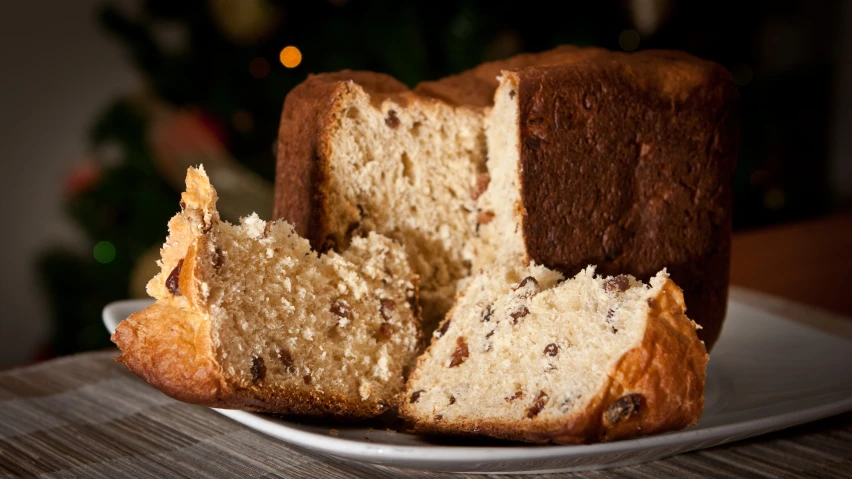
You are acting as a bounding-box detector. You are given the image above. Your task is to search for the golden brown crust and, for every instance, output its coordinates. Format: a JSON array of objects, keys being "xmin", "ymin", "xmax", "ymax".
[
  {"xmin": 274, "ymin": 70, "xmax": 408, "ymax": 249},
  {"xmin": 117, "ymin": 167, "xmax": 418, "ymax": 419},
  {"xmin": 512, "ymin": 50, "xmax": 738, "ymax": 349},
  {"xmin": 112, "ymin": 297, "xmax": 230, "ymax": 406},
  {"xmin": 400, "ymin": 279, "xmax": 707, "ymax": 444},
  {"xmin": 112, "ymin": 298, "xmax": 396, "ymax": 417}
]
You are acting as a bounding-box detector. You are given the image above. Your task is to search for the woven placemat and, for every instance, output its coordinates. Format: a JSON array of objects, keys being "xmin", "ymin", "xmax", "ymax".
[{"xmin": 1, "ymin": 351, "xmax": 850, "ymax": 478}]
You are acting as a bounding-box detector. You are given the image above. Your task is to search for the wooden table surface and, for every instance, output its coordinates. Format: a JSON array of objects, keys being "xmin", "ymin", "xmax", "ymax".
[{"xmin": 731, "ymin": 212, "xmax": 852, "ymax": 318}]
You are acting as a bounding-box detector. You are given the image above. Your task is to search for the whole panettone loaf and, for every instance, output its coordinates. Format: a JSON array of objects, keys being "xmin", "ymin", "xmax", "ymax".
[
  {"xmin": 273, "ymin": 47, "xmax": 597, "ymax": 332},
  {"xmin": 113, "ymin": 166, "xmax": 421, "ymax": 418},
  {"xmin": 400, "ymin": 264, "xmax": 708, "ymax": 444},
  {"xmin": 274, "ymin": 46, "xmax": 738, "ymax": 348}
]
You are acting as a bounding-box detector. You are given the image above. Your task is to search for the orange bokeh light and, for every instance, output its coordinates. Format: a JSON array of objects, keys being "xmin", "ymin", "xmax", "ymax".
[{"xmin": 279, "ymin": 46, "xmax": 302, "ymax": 68}]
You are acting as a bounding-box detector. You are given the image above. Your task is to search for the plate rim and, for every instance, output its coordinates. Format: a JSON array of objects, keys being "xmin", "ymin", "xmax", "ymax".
[
  {"xmin": 103, "ymin": 290, "xmax": 852, "ymax": 472},
  {"xmin": 211, "ymin": 396, "xmax": 852, "ymax": 466}
]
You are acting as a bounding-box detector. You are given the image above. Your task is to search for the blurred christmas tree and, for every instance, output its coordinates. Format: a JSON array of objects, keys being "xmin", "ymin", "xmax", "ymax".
[{"xmin": 38, "ymin": 0, "xmax": 840, "ymax": 358}]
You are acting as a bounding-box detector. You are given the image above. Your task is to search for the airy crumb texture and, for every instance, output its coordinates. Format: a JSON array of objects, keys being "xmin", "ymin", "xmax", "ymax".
[
  {"xmin": 400, "ymin": 264, "xmax": 708, "ymax": 444},
  {"xmin": 114, "ymin": 166, "xmax": 422, "ymax": 418},
  {"xmin": 468, "ymin": 76, "xmax": 524, "ymax": 270},
  {"xmin": 320, "ymin": 84, "xmax": 486, "ymax": 328}
]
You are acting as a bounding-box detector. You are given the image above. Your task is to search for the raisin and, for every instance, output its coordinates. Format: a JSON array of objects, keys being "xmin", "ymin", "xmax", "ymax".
[
  {"xmin": 477, "ymin": 210, "xmax": 495, "ymax": 224},
  {"xmin": 481, "ymin": 304, "xmax": 493, "ymax": 322},
  {"xmin": 410, "ymin": 390, "xmax": 424, "ymax": 403},
  {"xmin": 437, "ymin": 319, "xmax": 452, "ymax": 337},
  {"xmin": 606, "ymin": 310, "xmax": 618, "ymax": 334},
  {"xmin": 322, "ymin": 236, "xmax": 337, "ymax": 251},
  {"xmin": 346, "ymin": 221, "xmax": 361, "ymax": 238},
  {"xmin": 179, "ymin": 200, "xmax": 186, "ymax": 210},
  {"xmin": 448, "ymin": 395, "xmax": 456, "ymax": 405},
  {"xmin": 278, "ymin": 347, "xmax": 295, "ymax": 373},
  {"xmin": 385, "ymin": 110, "xmax": 400, "ymax": 129},
  {"xmin": 485, "ymin": 330, "xmax": 495, "ymax": 339},
  {"xmin": 526, "ymin": 391, "xmax": 548, "ymax": 418},
  {"xmin": 166, "ymin": 260, "xmax": 184, "ymax": 296},
  {"xmin": 505, "ymin": 391, "xmax": 523, "ymax": 402},
  {"xmin": 250, "ymin": 356, "xmax": 266, "ymax": 384},
  {"xmin": 510, "ymin": 306, "xmax": 529, "ymax": 324},
  {"xmin": 330, "ymin": 300, "xmax": 353, "ymax": 320},
  {"xmin": 407, "ymin": 290, "xmax": 420, "ymax": 317},
  {"xmin": 560, "ymin": 395, "xmax": 579, "ymax": 412},
  {"xmin": 544, "ymin": 343, "xmax": 560, "ymax": 356},
  {"xmin": 303, "ymin": 374, "xmax": 312, "ymax": 385},
  {"xmin": 523, "ymin": 137, "xmax": 541, "ymax": 150},
  {"xmin": 604, "ymin": 394, "xmax": 642, "ymax": 425},
  {"xmin": 380, "ymin": 299, "xmax": 395, "ymax": 320},
  {"xmin": 448, "ymin": 337, "xmax": 469, "ymax": 368},
  {"xmin": 509, "ymin": 90, "xmax": 516, "ymax": 99},
  {"xmin": 471, "ymin": 172, "xmax": 491, "ymax": 200},
  {"xmin": 213, "ymin": 247, "xmax": 224, "ymax": 271},
  {"xmin": 378, "ymin": 322, "xmax": 392, "ymax": 341},
  {"xmin": 515, "ymin": 276, "xmax": 540, "ymax": 298},
  {"xmin": 603, "ymin": 275, "xmax": 630, "ymax": 293}
]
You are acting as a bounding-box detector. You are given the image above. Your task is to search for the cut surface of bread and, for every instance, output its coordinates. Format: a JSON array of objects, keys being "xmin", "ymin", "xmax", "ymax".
[
  {"xmin": 276, "ymin": 71, "xmax": 486, "ymax": 330},
  {"xmin": 275, "ymin": 47, "xmax": 737, "ymax": 350},
  {"xmin": 473, "ymin": 50, "xmax": 739, "ymax": 349},
  {"xmin": 400, "ymin": 264, "xmax": 707, "ymax": 444},
  {"xmin": 113, "ymin": 166, "xmax": 421, "ymax": 418}
]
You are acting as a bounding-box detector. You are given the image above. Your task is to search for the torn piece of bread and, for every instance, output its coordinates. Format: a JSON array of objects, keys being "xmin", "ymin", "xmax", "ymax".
[
  {"xmin": 113, "ymin": 166, "xmax": 421, "ymax": 418},
  {"xmin": 400, "ymin": 264, "xmax": 707, "ymax": 444}
]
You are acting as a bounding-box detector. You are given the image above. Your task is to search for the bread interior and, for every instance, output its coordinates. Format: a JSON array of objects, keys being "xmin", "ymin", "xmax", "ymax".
[
  {"xmin": 322, "ymin": 87, "xmax": 487, "ymax": 328},
  {"xmin": 406, "ymin": 265, "xmax": 665, "ymax": 423}
]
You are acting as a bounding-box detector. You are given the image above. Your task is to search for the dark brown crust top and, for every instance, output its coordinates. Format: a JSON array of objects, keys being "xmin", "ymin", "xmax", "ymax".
[
  {"xmin": 274, "ymin": 70, "xmax": 408, "ymax": 248},
  {"xmin": 400, "ymin": 279, "xmax": 707, "ymax": 444},
  {"xmin": 514, "ymin": 50, "xmax": 739, "ymax": 348},
  {"xmin": 413, "ymin": 46, "xmax": 605, "ymax": 107}
]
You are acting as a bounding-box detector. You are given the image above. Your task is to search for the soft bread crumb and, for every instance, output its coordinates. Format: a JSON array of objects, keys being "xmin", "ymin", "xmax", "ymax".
[
  {"xmin": 147, "ymin": 166, "xmax": 422, "ymax": 415},
  {"xmin": 401, "ymin": 263, "xmax": 700, "ymax": 441}
]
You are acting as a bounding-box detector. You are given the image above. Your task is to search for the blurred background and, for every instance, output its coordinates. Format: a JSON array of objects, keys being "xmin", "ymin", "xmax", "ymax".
[{"xmin": 1, "ymin": 0, "xmax": 850, "ymax": 369}]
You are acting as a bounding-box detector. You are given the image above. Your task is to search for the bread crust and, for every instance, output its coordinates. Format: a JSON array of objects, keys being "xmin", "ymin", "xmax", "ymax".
[
  {"xmin": 512, "ymin": 50, "xmax": 739, "ymax": 349},
  {"xmin": 274, "ymin": 48, "xmax": 737, "ymax": 349},
  {"xmin": 399, "ymin": 279, "xmax": 707, "ymax": 444},
  {"xmin": 116, "ymin": 166, "xmax": 419, "ymax": 419},
  {"xmin": 112, "ymin": 296, "xmax": 395, "ymax": 416},
  {"xmin": 273, "ymin": 70, "xmax": 408, "ymax": 250}
]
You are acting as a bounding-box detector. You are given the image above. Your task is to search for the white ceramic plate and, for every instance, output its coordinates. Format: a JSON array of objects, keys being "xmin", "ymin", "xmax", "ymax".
[{"xmin": 103, "ymin": 289, "xmax": 852, "ymax": 474}]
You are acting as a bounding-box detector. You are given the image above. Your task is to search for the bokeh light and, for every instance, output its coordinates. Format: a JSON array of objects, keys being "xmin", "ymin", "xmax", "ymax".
[
  {"xmin": 232, "ymin": 110, "xmax": 254, "ymax": 132},
  {"xmin": 279, "ymin": 46, "xmax": 302, "ymax": 68},
  {"xmin": 249, "ymin": 57, "xmax": 270, "ymax": 79},
  {"xmin": 730, "ymin": 62, "xmax": 754, "ymax": 87},
  {"xmin": 619, "ymin": 30, "xmax": 640, "ymax": 51},
  {"xmin": 94, "ymin": 241, "xmax": 116, "ymax": 264}
]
